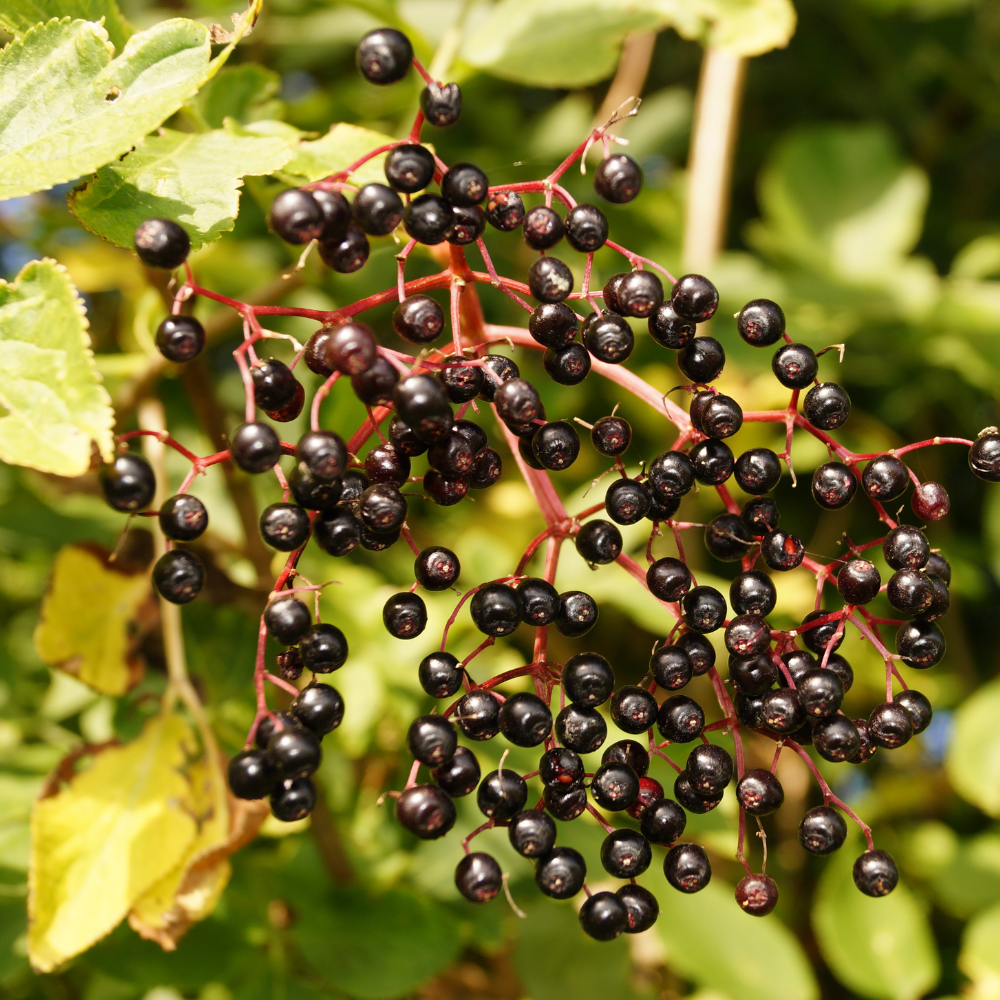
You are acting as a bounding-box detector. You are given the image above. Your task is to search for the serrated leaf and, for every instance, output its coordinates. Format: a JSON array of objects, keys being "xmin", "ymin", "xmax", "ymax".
[
  {"xmin": 946, "ymin": 677, "xmax": 1000, "ymax": 817},
  {"xmin": 280, "ymin": 122, "xmax": 396, "ymax": 186},
  {"xmin": 70, "ymin": 127, "xmax": 295, "ymax": 251},
  {"xmin": 0, "ymin": 258, "xmax": 114, "ymax": 476},
  {"xmin": 812, "ymin": 843, "xmax": 940, "ymax": 1000},
  {"xmin": 33, "ymin": 544, "xmax": 150, "ymax": 696},
  {"xmin": 0, "ymin": 0, "xmax": 132, "ymax": 54},
  {"xmin": 28, "ymin": 713, "xmax": 200, "ymax": 972},
  {"xmin": 0, "ymin": 16, "xmax": 211, "ymax": 200},
  {"xmin": 654, "ymin": 874, "xmax": 818, "ymax": 1000},
  {"xmin": 128, "ymin": 755, "xmax": 268, "ymax": 951}
]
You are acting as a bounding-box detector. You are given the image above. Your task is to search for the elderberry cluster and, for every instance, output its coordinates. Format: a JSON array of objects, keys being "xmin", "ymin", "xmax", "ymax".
[{"xmin": 98, "ymin": 24, "xmax": 1000, "ymax": 937}]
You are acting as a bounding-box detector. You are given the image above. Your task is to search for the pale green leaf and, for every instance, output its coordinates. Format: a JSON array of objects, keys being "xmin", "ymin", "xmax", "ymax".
[
  {"xmin": 959, "ymin": 903, "xmax": 1000, "ymax": 998},
  {"xmin": 0, "ymin": 0, "xmax": 132, "ymax": 53},
  {"xmin": 0, "ymin": 258, "xmax": 114, "ymax": 476},
  {"xmin": 280, "ymin": 122, "xmax": 396, "ymax": 186},
  {"xmin": 682, "ymin": 0, "xmax": 797, "ymax": 55},
  {"xmin": 812, "ymin": 843, "xmax": 940, "ymax": 1000},
  {"xmin": 0, "ymin": 16, "xmax": 211, "ymax": 200},
  {"xmin": 28, "ymin": 712, "xmax": 200, "ymax": 972},
  {"xmin": 69, "ymin": 127, "xmax": 295, "ymax": 251},
  {"xmin": 33, "ymin": 545, "xmax": 150, "ymax": 695},
  {"xmin": 946, "ymin": 677, "xmax": 1000, "ymax": 817},
  {"xmin": 655, "ymin": 874, "xmax": 818, "ymax": 1000},
  {"xmin": 0, "ymin": 774, "xmax": 43, "ymax": 871}
]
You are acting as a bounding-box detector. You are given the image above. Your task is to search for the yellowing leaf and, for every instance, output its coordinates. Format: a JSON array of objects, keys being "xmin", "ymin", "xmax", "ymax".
[
  {"xmin": 28, "ymin": 713, "xmax": 199, "ymax": 972},
  {"xmin": 0, "ymin": 259, "xmax": 114, "ymax": 476},
  {"xmin": 34, "ymin": 545, "xmax": 150, "ymax": 696},
  {"xmin": 128, "ymin": 753, "xmax": 268, "ymax": 950}
]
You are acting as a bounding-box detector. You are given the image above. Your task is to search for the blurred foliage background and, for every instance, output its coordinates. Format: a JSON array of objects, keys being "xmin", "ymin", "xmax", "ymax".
[{"xmin": 3, "ymin": 0, "xmax": 1000, "ymax": 998}]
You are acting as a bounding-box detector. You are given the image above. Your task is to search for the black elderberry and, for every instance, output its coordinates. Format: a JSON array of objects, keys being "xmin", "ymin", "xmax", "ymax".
[
  {"xmin": 392, "ymin": 295, "xmax": 445, "ymax": 345},
  {"xmin": 761, "ymin": 530, "xmax": 805, "ymax": 571},
  {"xmin": 701, "ymin": 395, "xmax": 744, "ymax": 439},
  {"xmin": 736, "ymin": 768, "xmax": 784, "ymax": 816},
  {"xmin": 912, "ymin": 481, "xmax": 950, "ymax": 521},
  {"xmin": 522, "ymin": 205, "xmax": 563, "ymax": 250},
  {"xmin": 313, "ymin": 189, "xmax": 351, "ymax": 241},
  {"xmin": 555, "ymin": 703, "xmax": 607, "ymax": 753},
  {"xmin": 646, "ymin": 558, "xmax": 692, "ymax": 603},
  {"xmin": 737, "ymin": 299, "xmax": 784, "ymax": 346},
  {"xmin": 544, "ymin": 784, "xmax": 588, "ymax": 821},
  {"xmin": 289, "ymin": 464, "xmax": 343, "ymax": 511},
  {"xmin": 494, "ymin": 378, "xmax": 544, "ymax": 429},
  {"xmin": 686, "ymin": 744, "xmax": 733, "ymax": 798},
  {"xmin": 418, "ymin": 651, "xmax": 464, "ymax": 699},
  {"xmin": 800, "ymin": 610, "xmax": 845, "ymax": 654},
  {"xmin": 838, "ymin": 558, "xmax": 881, "ymax": 605},
  {"xmin": 628, "ymin": 775, "xmax": 665, "ymax": 819},
  {"xmin": 403, "ymin": 193, "xmax": 453, "ymax": 245},
  {"xmin": 736, "ymin": 874, "xmax": 779, "ymax": 917},
  {"xmin": 657, "ymin": 695, "xmax": 705, "ymax": 743},
  {"xmin": 455, "ymin": 689, "xmax": 501, "ymax": 741},
  {"xmin": 384, "ymin": 143, "xmax": 435, "ymax": 193},
  {"xmin": 678, "ymin": 336, "xmax": 725, "ymax": 383},
  {"xmin": 469, "ymin": 583, "xmax": 521, "ymax": 637},
  {"xmin": 887, "ymin": 569, "xmax": 934, "ymax": 615},
  {"xmin": 681, "ymin": 586, "xmax": 727, "ymax": 634},
  {"xmin": 543, "ymin": 343, "xmax": 591, "ymax": 385},
  {"xmin": 617, "ymin": 271, "xmax": 663, "ymax": 318},
  {"xmin": 264, "ymin": 596, "xmax": 311, "ymax": 645},
  {"xmin": 562, "ymin": 652, "xmax": 614, "ymax": 707},
  {"xmin": 365, "ymin": 442, "xmax": 410, "ymax": 488},
  {"xmin": 650, "ymin": 645, "xmax": 693, "ymax": 691},
  {"xmin": 690, "ymin": 439, "xmax": 734, "ymax": 485},
  {"xmin": 730, "ymin": 654, "xmax": 778, "ymax": 697},
  {"xmin": 799, "ymin": 805, "xmax": 847, "ymax": 854},
  {"xmin": 813, "ymin": 715, "xmax": 861, "ymax": 762},
  {"xmin": 730, "ymin": 571, "xmax": 777, "ymax": 618},
  {"xmin": 158, "ymin": 493, "xmax": 207, "ymax": 542},
  {"xmin": 741, "ymin": 497, "xmax": 779, "ymax": 538},
  {"xmin": 427, "ymin": 430, "xmax": 475, "ymax": 476},
  {"xmin": 853, "ymin": 850, "xmax": 898, "ymax": 897},
  {"xmin": 583, "ymin": 311, "xmax": 634, "ymax": 364},
  {"xmin": 761, "ymin": 688, "xmax": 805, "ymax": 733},
  {"xmin": 554, "ymin": 591, "xmax": 599, "ymax": 637},
  {"xmin": 328, "ymin": 324, "xmax": 378, "ymax": 379},
  {"xmin": 601, "ymin": 829, "xmax": 652, "ymax": 879},
  {"xmin": 228, "ymin": 749, "xmax": 279, "ymax": 800},
  {"xmin": 540, "ymin": 747, "xmax": 585, "ymax": 789},
  {"xmin": 230, "ymin": 422, "xmax": 281, "ymax": 474},
  {"xmin": 396, "ymin": 784, "xmax": 456, "ymax": 840},
  {"xmin": 268, "ymin": 726, "xmax": 321, "ymax": 780},
  {"xmin": 528, "ymin": 302, "xmax": 578, "ymax": 349},
  {"xmin": 509, "ymin": 809, "xmax": 556, "ymax": 857},
  {"xmin": 641, "ymin": 798, "xmax": 687, "ymax": 844},
  {"xmin": 734, "ymin": 691, "xmax": 766, "ymax": 728},
  {"xmin": 648, "ymin": 493, "xmax": 682, "ymax": 522},
  {"xmin": 536, "ymin": 846, "xmax": 586, "ymax": 899},
  {"xmin": 895, "ymin": 690, "xmax": 932, "ymax": 735},
  {"xmin": 648, "ymin": 302, "xmax": 695, "ymax": 350},
  {"xmin": 358, "ymin": 523, "xmax": 399, "ymax": 551},
  {"xmin": 811, "ymin": 461, "xmax": 858, "ymax": 510},
  {"xmin": 798, "ymin": 668, "xmax": 844, "ymax": 718},
  {"xmin": 352, "ymin": 183, "xmax": 404, "ymax": 236},
  {"xmin": 298, "ymin": 624, "xmax": 348, "ymax": 676},
  {"xmin": 420, "ymin": 81, "xmax": 462, "ymax": 126},
  {"xmin": 590, "ymin": 762, "xmax": 640, "ymax": 811},
  {"xmin": 609, "ymin": 686, "xmax": 658, "ymax": 735},
  {"xmin": 705, "ymin": 514, "xmax": 753, "ymax": 562},
  {"xmin": 424, "ymin": 470, "xmax": 469, "ymax": 507},
  {"xmin": 319, "ymin": 222, "xmax": 370, "ymax": 273},
  {"xmin": 101, "ymin": 453, "xmax": 155, "ymax": 512},
  {"xmin": 734, "ymin": 448, "xmax": 781, "ymax": 496},
  {"xmin": 664, "ymin": 843, "xmax": 711, "ymax": 893},
  {"xmin": 455, "ymin": 852, "xmax": 502, "ymax": 904},
  {"xmin": 804, "ymin": 383, "xmax": 851, "ymax": 430},
  {"xmin": 407, "ymin": 715, "xmax": 457, "ymax": 766},
  {"xmin": 393, "ymin": 374, "xmax": 454, "ymax": 444},
  {"xmin": 518, "ymin": 437, "xmax": 544, "ymax": 471},
  {"xmin": 589, "ymin": 416, "xmax": 630, "ymax": 457},
  {"xmin": 527, "ymin": 256, "xmax": 573, "ymax": 304},
  {"xmin": 869, "ymin": 702, "xmax": 914, "ymax": 748},
  {"xmin": 296, "ymin": 430, "xmax": 347, "ymax": 483},
  {"xmin": 356, "ymin": 27, "xmax": 412, "ymax": 85},
  {"xmin": 383, "ymin": 592, "xmax": 427, "ymax": 639},
  {"xmin": 446, "ymin": 204, "xmax": 485, "ymax": 244},
  {"xmin": 258, "ymin": 502, "xmax": 308, "ymax": 552},
  {"xmin": 156, "ymin": 315, "xmax": 205, "ymax": 362},
  {"xmin": 477, "ymin": 769, "xmax": 527, "ymax": 821},
  {"xmin": 618, "ymin": 884, "xmax": 659, "ymax": 933},
  {"xmin": 485, "ymin": 190, "xmax": 525, "ymax": 231},
  {"xmin": 278, "ymin": 646, "xmax": 306, "ymax": 682},
  {"xmin": 152, "ymin": 550, "xmax": 204, "ymax": 605},
  {"xmin": 352, "ymin": 357, "xmax": 398, "ymax": 407},
  {"xmin": 134, "ymin": 218, "xmax": 190, "ymax": 269},
  {"xmin": 603, "ymin": 478, "xmax": 649, "ymax": 526},
  {"xmin": 575, "ymin": 519, "xmax": 622, "ymax": 565},
  {"xmin": 517, "ymin": 577, "xmax": 559, "ymax": 627},
  {"xmin": 677, "ymin": 633, "xmax": 715, "ymax": 676},
  {"xmin": 883, "ymin": 525, "xmax": 930, "ymax": 571},
  {"xmin": 313, "ymin": 508, "xmax": 361, "ymax": 557},
  {"xmin": 970, "ymin": 429, "xmax": 1000, "ymax": 482},
  {"xmin": 852, "ymin": 721, "xmax": 878, "ymax": 762},
  {"xmin": 441, "ymin": 163, "xmax": 488, "ymax": 207},
  {"xmin": 271, "ymin": 778, "xmax": 316, "ymax": 822},
  {"xmin": 648, "ymin": 450, "xmax": 695, "ymax": 498},
  {"xmin": 478, "ymin": 355, "xmax": 519, "ymax": 402},
  {"xmin": 671, "ymin": 274, "xmax": 719, "ymax": 323},
  {"xmin": 498, "ymin": 692, "xmax": 552, "ymax": 747},
  {"xmin": 564, "ymin": 203, "xmax": 609, "ymax": 252},
  {"xmin": 603, "ymin": 740, "xmax": 650, "ymax": 777},
  {"xmin": 269, "ymin": 188, "xmax": 324, "ymax": 245},
  {"xmin": 725, "ymin": 615, "xmax": 772, "ymax": 658},
  {"xmin": 591, "ymin": 152, "xmax": 641, "ymax": 202},
  {"xmin": 772, "ymin": 343, "xmax": 818, "ymax": 389},
  {"xmin": 291, "ymin": 683, "xmax": 344, "ymax": 736}
]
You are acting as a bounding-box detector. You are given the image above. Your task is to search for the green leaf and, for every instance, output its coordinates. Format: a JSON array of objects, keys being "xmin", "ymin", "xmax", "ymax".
[
  {"xmin": 959, "ymin": 902, "xmax": 1000, "ymax": 996},
  {"xmin": 0, "ymin": 258, "xmax": 114, "ymax": 476},
  {"xmin": 905, "ymin": 822, "xmax": 1000, "ymax": 919},
  {"xmin": 193, "ymin": 64, "xmax": 283, "ymax": 129},
  {"xmin": 812, "ymin": 844, "xmax": 940, "ymax": 1000},
  {"xmin": 280, "ymin": 122, "xmax": 396, "ymax": 186},
  {"xmin": 69, "ymin": 127, "xmax": 294, "ymax": 251},
  {"xmin": 946, "ymin": 677, "xmax": 1000, "ymax": 816},
  {"xmin": 0, "ymin": 16, "xmax": 211, "ymax": 200},
  {"xmin": 0, "ymin": 773, "xmax": 43, "ymax": 871},
  {"xmin": 0, "ymin": 0, "xmax": 132, "ymax": 54},
  {"xmin": 292, "ymin": 886, "xmax": 461, "ymax": 999},
  {"xmin": 654, "ymin": 875, "xmax": 818, "ymax": 1000}
]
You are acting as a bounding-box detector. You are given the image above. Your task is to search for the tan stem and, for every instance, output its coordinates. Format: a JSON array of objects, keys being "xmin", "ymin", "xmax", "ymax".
[
  {"xmin": 682, "ymin": 47, "xmax": 747, "ymax": 271},
  {"xmin": 593, "ymin": 31, "xmax": 657, "ymax": 128}
]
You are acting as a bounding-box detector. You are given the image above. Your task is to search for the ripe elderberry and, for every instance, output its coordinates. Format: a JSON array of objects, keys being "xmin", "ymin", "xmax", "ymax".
[
  {"xmin": 664, "ymin": 843, "xmax": 711, "ymax": 893},
  {"xmin": 420, "ymin": 82, "xmax": 462, "ymax": 126},
  {"xmin": 134, "ymin": 218, "xmax": 190, "ymax": 269},
  {"xmin": 101, "ymin": 453, "xmax": 155, "ymax": 512},
  {"xmin": 356, "ymin": 28, "xmax": 412, "ymax": 85},
  {"xmin": 737, "ymin": 299, "xmax": 785, "ymax": 346},
  {"xmin": 522, "ymin": 206, "xmax": 564, "ymax": 250},
  {"xmin": 152, "ymin": 550, "xmax": 204, "ymax": 604},
  {"xmin": 159, "ymin": 494, "xmax": 208, "ymax": 541},
  {"xmin": 433, "ymin": 748, "xmax": 481, "ymax": 797},
  {"xmin": 156, "ymin": 315, "xmax": 205, "ymax": 362},
  {"xmin": 383, "ymin": 592, "xmax": 427, "ymax": 639}
]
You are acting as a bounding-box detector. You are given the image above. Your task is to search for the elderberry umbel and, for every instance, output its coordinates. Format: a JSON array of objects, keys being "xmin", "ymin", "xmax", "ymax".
[{"xmin": 97, "ymin": 23, "xmax": 996, "ymax": 938}]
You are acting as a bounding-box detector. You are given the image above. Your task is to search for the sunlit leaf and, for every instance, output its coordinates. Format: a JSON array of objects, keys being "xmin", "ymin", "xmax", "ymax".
[
  {"xmin": 33, "ymin": 544, "xmax": 150, "ymax": 695},
  {"xmin": 0, "ymin": 0, "xmax": 132, "ymax": 53},
  {"xmin": 28, "ymin": 712, "xmax": 200, "ymax": 972},
  {"xmin": 280, "ymin": 122, "xmax": 397, "ymax": 187},
  {"xmin": 0, "ymin": 258, "xmax": 114, "ymax": 476},
  {"xmin": 946, "ymin": 677, "xmax": 1000, "ymax": 817},
  {"xmin": 70, "ymin": 127, "xmax": 295, "ymax": 251}
]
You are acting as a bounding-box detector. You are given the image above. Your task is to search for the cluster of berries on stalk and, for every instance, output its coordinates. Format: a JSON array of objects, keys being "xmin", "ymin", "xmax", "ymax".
[{"xmin": 99, "ymin": 24, "xmax": 1000, "ymax": 938}]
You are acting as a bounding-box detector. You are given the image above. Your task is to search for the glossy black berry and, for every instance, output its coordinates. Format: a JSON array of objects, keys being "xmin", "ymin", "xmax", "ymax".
[
  {"xmin": 498, "ymin": 692, "xmax": 552, "ymax": 747},
  {"xmin": 403, "ymin": 193, "xmax": 453, "ymax": 245},
  {"xmin": 730, "ymin": 571, "xmax": 777, "ymax": 617},
  {"xmin": 804, "ymin": 383, "xmax": 851, "ymax": 430},
  {"xmin": 641, "ymin": 798, "xmax": 687, "ymax": 844},
  {"xmin": 601, "ymin": 478, "xmax": 648, "ymax": 526},
  {"xmin": 800, "ymin": 610, "xmax": 845, "ymax": 655},
  {"xmin": 677, "ymin": 633, "xmax": 715, "ymax": 674},
  {"xmin": 690, "ymin": 439, "xmax": 734, "ymax": 486},
  {"xmin": 671, "ymin": 274, "xmax": 719, "ymax": 323},
  {"xmin": 896, "ymin": 689, "xmax": 933, "ymax": 734},
  {"xmin": 291, "ymin": 683, "xmax": 344, "ymax": 736},
  {"xmin": 706, "ymin": 514, "xmax": 754, "ymax": 562},
  {"xmin": 383, "ymin": 592, "xmax": 427, "ymax": 639},
  {"xmin": 364, "ymin": 442, "xmax": 409, "ymax": 488},
  {"xmin": 101, "ymin": 453, "xmax": 155, "ymax": 512},
  {"xmin": 297, "ymin": 429, "xmax": 348, "ymax": 482},
  {"xmin": 528, "ymin": 302, "xmax": 577, "ymax": 349},
  {"xmin": 648, "ymin": 450, "xmax": 695, "ymax": 498},
  {"xmin": 650, "ymin": 645, "xmax": 693, "ymax": 691},
  {"xmin": 515, "ymin": 577, "xmax": 558, "ymax": 627},
  {"xmin": 536, "ymin": 846, "xmax": 586, "ymax": 899},
  {"xmin": 678, "ymin": 336, "xmax": 725, "ymax": 383},
  {"xmin": 681, "ymin": 586, "xmax": 727, "ymax": 634},
  {"xmin": 485, "ymin": 190, "xmax": 524, "ymax": 231},
  {"xmin": 477, "ymin": 769, "xmax": 527, "ymax": 821},
  {"xmin": 736, "ymin": 874, "xmax": 779, "ymax": 916},
  {"xmin": 407, "ymin": 715, "xmax": 457, "ymax": 766},
  {"xmin": 574, "ymin": 519, "xmax": 622, "ymax": 566},
  {"xmin": 313, "ymin": 508, "xmax": 361, "ymax": 557},
  {"xmin": 356, "ymin": 28, "xmax": 412, "ymax": 85},
  {"xmin": 700, "ymin": 395, "xmax": 743, "ymax": 439},
  {"xmin": 392, "ymin": 295, "xmax": 445, "ymax": 346},
  {"xmin": 447, "ymin": 204, "xmax": 485, "ymax": 244},
  {"xmin": 156, "ymin": 315, "xmax": 205, "ymax": 362},
  {"xmin": 271, "ymin": 778, "xmax": 316, "ymax": 822},
  {"xmin": 737, "ymin": 299, "xmax": 784, "ymax": 346},
  {"xmin": 646, "ymin": 558, "xmax": 692, "ymax": 603},
  {"xmin": 736, "ymin": 768, "xmax": 784, "ymax": 816},
  {"xmin": 357, "ymin": 484, "xmax": 407, "ymax": 534},
  {"xmin": 420, "ymin": 81, "xmax": 462, "ymax": 126},
  {"xmin": 554, "ymin": 590, "xmax": 599, "ymax": 637},
  {"xmin": 609, "ymin": 686, "xmax": 658, "ymax": 735},
  {"xmin": 617, "ymin": 271, "xmax": 664, "ymax": 319},
  {"xmin": 318, "ymin": 224, "xmax": 370, "ymax": 273},
  {"xmin": 811, "ymin": 462, "xmax": 858, "ymax": 510},
  {"xmin": 543, "ymin": 343, "xmax": 591, "ymax": 385},
  {"xmin": 289, "ymin": 463, "xmax": 342, "ymax": 511},
  {"xmin": 269, "ymin": 188, "xmax": 324, "ymax": 244},
  {"xmin": 441, "ymin": 162, "xmax": 488, "ymax": 206},
  {"xmin": 813, "ymin": 715, "xmax": 861, "ymax": 762},
  {"xmin": 540, "ymin": 747, "xmax": 585, "ymax": 789},
  {"xmin": 583, "ymin": 311, "xmax": 634, "ymax": 364},
  {"xmin": 231, "ymin": 422, "xmax": 281, "ymax": 474},
  {"xmin": 725, "ymin": 615, "xmax": 772, "ymax": 659},
  {"xmin": 384, "ymin": 143, "xmax": 435, "ymax": 193},
  {"xmin": 469, "ymin": 448, "xmax": 502, "ymax": 489},
  {"xmin": 588, "ymin": 416, "xmax": 629, "ymax": 458},
  {"xmin": 686, "ymin": 744, "xmax": 733, "ymax": 798},
  {"xmin": 469, "ymin": 583, "xmax": 521, "ymax": 637},
  {"xmin": 772, "ymin": 343, "xmax": 818, "ymax": 389},
  {"xmin": 628, "ymin": 776, "xmax": 664, "ymax": 819},
  {"xmin": 508, "ymin": 809, "xmax": 556, "ymax": 857},
  {"xmin": 152, "ymin": 549, "xmax": 203, "ymax": 604},
  {"xmin": 618, "ymin": 884, "xmax": 659, "ymax": 933},
  {"xmin": 522, "ymin": 206, "xmax": 563, "ymax": 250},
  {"xmin": 741, "ymin": 497, "xmax": 779, "ymax": 538},
  {"xmin": 869, "ymin": 702, "xmax": 914, "ymax": 748},
  {"xmin": 798, "ymin": 805, "xmax": 847, "ymax": 855},
  {"xmin": 602, "ymin": 740, "xmax": 649, "ymax": 777},
  {"xmin": 648, "ymin": 303, "xmax": 695, "ymax": 350},
  {"xmin": 761, "ymin": 530, "xmax": 805, "ymax": 571},
  {"xmin": 418, "ymin": 651, "xmax": 464, "ymax": 699},
  {"xmin": 134, "ymin": 218, "xmax": 190, "ymax": 268},
  {"xmin": 590, "ymin": 762, "xmax": 640, "ymax": 811},
  {"xmin": 396, "ymin": 784, "xmax": 456, "ymax": 840},
  {"xmin": 562, "ymin": 652, "xmax": 614, "ymax": 707},
  {"xmin": 970, "ymin": 430, "xmax": 1000, "ymax": 482},
  {"xmin": 155, "ymin": 494, "xmax": 206, "ymax": 543},
  {"xmin": 887, "ymin": 569, "xmax": 934, "ymax": 616},
  {"xmin": 555, "ymin": 703, "xmax": 606, "ymax": 753},
  {"xmin": 730, "ymin": 654, "xmax": 778, "ymax": 697},
  {"xmin": 313, "ymin": 189, "xmax": 351, "ymax": 241},
  {"xmin": 838, "ymin": 558, "xmax": 881, "ymax": 605},
  {"xmin": 675, "ymin": 773, "xmax": 720, "ymax": 811},
  {"xmin": 761, "ymin": 688, "xmax": 805, "ymax": 733},
  {"xmin": 268, "ymin": 726, "xmax": 321, "ymax": 780},
  {"xmin": 853, "ymin": 850, "xmax": 898, "ymax": 897},
  {"xmin": 264, "ymin": 595, "xmax": 311, "ymax": 645},
  {"xmin": 564, "ymin": 203, "xmax": 608, "ymax": 252},
  {"xmin": 912, "ymin": 481, "xmax": 950, "ymax": 521},
  {"xmin": 601, "ymin": 829, "xmax": 652, "ymax": 879},
  {"xmin": 664, "ymin": 843, "xmax": 711, "ymax": 893},
  {"xmin": 798, "ymin": 668, "xmax": 844, "ymax": 718},
  {"xmin": 228, "ymin": 749, "xmax": 278, "ymax": 800},
  {"xmin": 657, "ymin": 695, "xmax": 705, "ymax": 743},
  {"xmin": 393, "ymin": 374, "xmax": 453, "ymax": 444},
  {"xmin": 353, "ymin": 183, "xmax": 404, "ymax": 237},
  {"xmin": 884, "ymin": 525, "xmax": 930, "ymax": 571},
  {"xmin": 258, "ymin": 502, "xmax": 308, "ymax": 552},
  {"xmin": 455, "ymin": 853, "xmax": 502, "ymax": 904},
  {"xmin": 455, "ymin": 689, "xmax": 501, "ymax": 741},
  {"xmin": 410, "ymin": 547, "xmax": 458, "ymax": 593},
  {"xmin": 734, "ymin": 448, "xmax": 782, "ymax": 496},
  {"xmin": 594, "ymin": 154, "xmax": 642, "ymax": 203}
]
